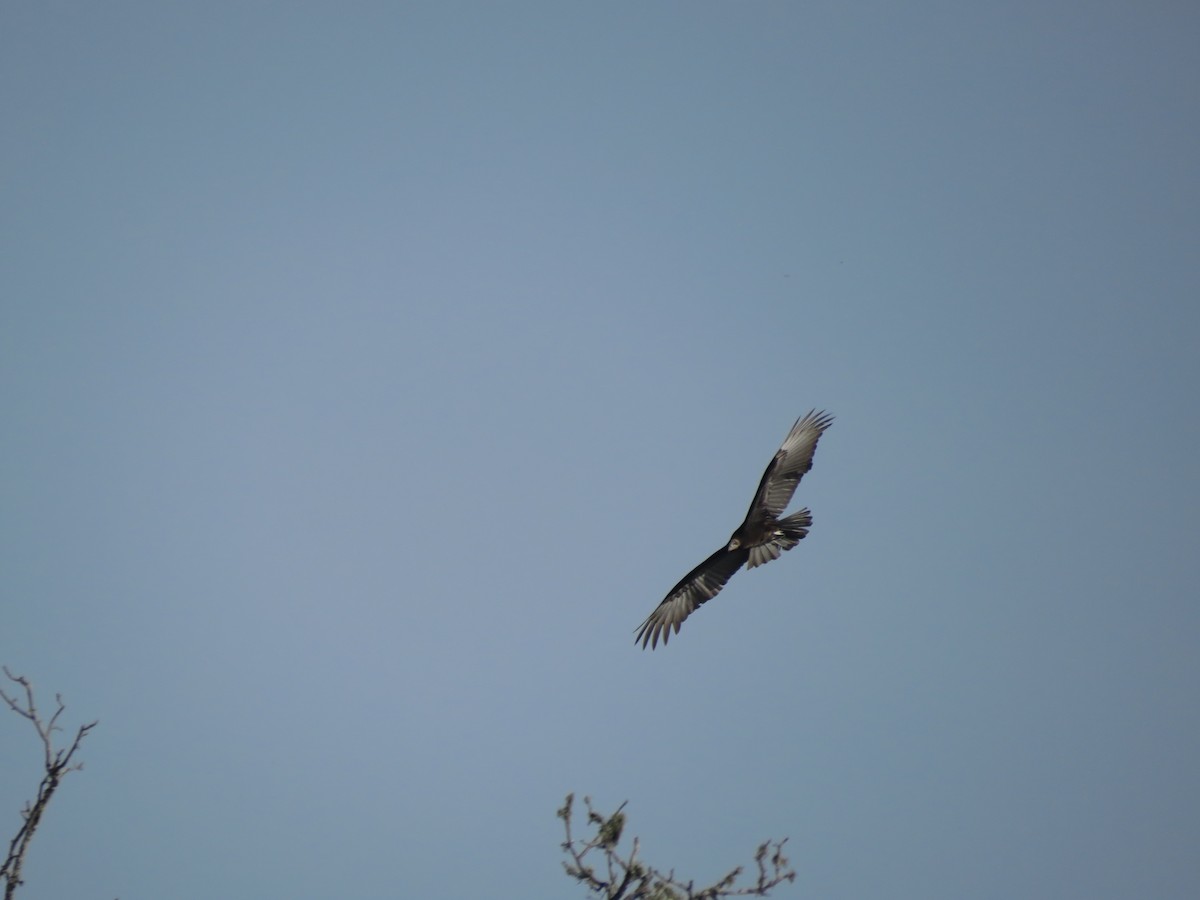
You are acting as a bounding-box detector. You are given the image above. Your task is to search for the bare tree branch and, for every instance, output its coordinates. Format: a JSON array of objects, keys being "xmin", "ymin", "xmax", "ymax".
[
  {"xmin": 0, "ymin": 668, "xmax": 98, "ymax": 900},
  {"xmin": 558, "ymin": 793, "xmax": 797, "ymax": 900}
]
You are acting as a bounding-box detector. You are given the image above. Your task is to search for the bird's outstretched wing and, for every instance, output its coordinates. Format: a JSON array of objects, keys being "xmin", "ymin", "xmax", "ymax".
[
  {"xmin": 635, "ymin": 546, "xmax": 751, "ymax": 649},
  {"xmin": 745, "ymin": 410, "xmax": 835, "ymax": 521}
]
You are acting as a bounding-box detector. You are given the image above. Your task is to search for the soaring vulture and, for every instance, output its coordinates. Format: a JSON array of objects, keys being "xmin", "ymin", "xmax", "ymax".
[{"xmin": 635, "ymin": 410, "xmax": 834, "ymax": 649}]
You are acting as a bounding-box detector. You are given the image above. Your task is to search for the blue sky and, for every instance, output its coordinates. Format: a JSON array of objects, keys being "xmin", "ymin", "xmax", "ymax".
[{"xmin": 3, "ymin": 3, "xmax": 1198, "ymax": 898}]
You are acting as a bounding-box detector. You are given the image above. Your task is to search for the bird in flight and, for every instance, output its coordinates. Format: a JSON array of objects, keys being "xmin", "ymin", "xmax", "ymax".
[{"xmin": 635, "ymin": 410, "xmax": 834, "ymax": 649}]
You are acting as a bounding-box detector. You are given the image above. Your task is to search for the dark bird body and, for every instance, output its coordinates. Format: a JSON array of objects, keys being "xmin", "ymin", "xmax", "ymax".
[{"xmin": 635, "ymin": 410, "xmax": 834, "ymax": 649}]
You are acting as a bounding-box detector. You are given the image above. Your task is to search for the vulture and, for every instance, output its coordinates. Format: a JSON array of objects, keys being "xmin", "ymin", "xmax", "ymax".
[{"xmin": 635, "ymin": 410, "xmax": 834, "ymax": 649}]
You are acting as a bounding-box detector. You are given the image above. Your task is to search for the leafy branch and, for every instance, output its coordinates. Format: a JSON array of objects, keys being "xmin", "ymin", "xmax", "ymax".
[
  {"xmin": 0, "ymin": 668, "xmax": 98, "ymax": 900},
  {"xmin": 558, "ymin": 793, "xmax": 796, "ymax": 900}
]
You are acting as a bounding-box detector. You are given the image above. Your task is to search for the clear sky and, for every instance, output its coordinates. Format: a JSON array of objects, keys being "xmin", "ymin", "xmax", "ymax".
[{"xmin": 3, "ymin": 3, "xmax": 1198, "ymax": 898}]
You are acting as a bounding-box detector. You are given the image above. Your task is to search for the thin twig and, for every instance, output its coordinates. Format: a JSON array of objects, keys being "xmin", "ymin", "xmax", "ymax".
[
  {"xmin": 0, "ymin": 668, "xmax": 98, "ymax": 900},
  {"xmin": 558, "ymin": 793, "xmax": 796, "ymax": 899}
]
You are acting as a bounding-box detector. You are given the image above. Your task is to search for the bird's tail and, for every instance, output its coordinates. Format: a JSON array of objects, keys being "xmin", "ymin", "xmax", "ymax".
[{"xmin": 746, "ymin": 509, "xmax": 813, "ymax": 569}]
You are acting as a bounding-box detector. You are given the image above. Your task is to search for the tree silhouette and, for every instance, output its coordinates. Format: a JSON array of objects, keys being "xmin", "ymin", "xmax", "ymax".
[
  {"xmin": 2, "ymin": 673, "xmax": 799, "ymax": 900},
  {"xmin": 558, "ymin": 793, "xmax": 796, "ymax": 899},
  {"xmin": 0, "ymin": 668, "xmax": 97, "ymax": 900}
]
